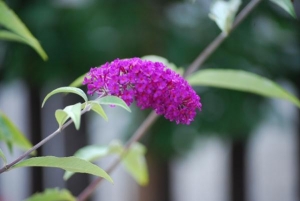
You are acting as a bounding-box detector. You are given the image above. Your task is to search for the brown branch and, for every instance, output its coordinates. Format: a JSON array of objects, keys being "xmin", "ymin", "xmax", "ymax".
[
  {"xmin": 184, "ymin": 0, "xmax": 262, "ymax": 77},
  {"xmin": 0, "ymin": 105, "xmax": 91, "ymax": 174},
  {"xmin": 76, "ymin": 111, "xmax": 158, "ymax": 201},
  {"xmin": 76, "ymin": 0, "xmax": 263, "ymax": 200}
]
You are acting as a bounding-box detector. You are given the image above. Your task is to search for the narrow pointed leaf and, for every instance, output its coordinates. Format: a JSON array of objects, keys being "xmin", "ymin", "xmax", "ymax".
[
  {"xmin": 69, "ymin": 73, "xmax": 86, "ymax": 88},
  {"xmin": 209, "ymin": 0, "xmax": 241, "ymax": 34},
  {"xmin": 64, "ymin": 141, "xmax": 123, "ymax": 180},
  {"xmin": 13, "ymin": 156, "xmax": 113, "ymax": 183},
  {"xmin": 0, "ymin": 30, "xmax": 27, "ymax": 43},
  {"xmin": 63, "ymin": 103, "xmax": 82, "ymax": 130},
  {"xmin": 63, "ymin": 145, "xmax": 111, "ymax": 180},
  {"xmin": 270, "ymin": 0, "xmax": 296, "ymax": 18},
  {"xmin": 0, "ymin": 112, "xmax": 32, "ymax": 153},
  {"xmin": 55, "ymin": 110, "xmax": 69, "ymax": 128},
  {"xmin": 89, "ymin": 101, "xmax": 108, "ymax": 121},
  {"xmin": 25, "ymin": 188, "xmax": 75, "ymax": 201},
  {"xmin": 122, "ymin": 143, "xmax": 148, "ymax": 186},
  {"xmin": 97, "ymin": 96, "xmax": 131, "ymax": 112},
  {"xmin": 64, "ymin": 141, "xmax": 148, "ymax": 185},
  {"xmin": 42, "ymin": 87, "xmax": 88, "ymax": 107},
  {"xmin": 0, "ymin": 148, "xmax": 7, "ymax": 164},
  {"xmin": 188, "ymin": 69, "xmax": 300, "ymax": 108},
  {"xmin": 0, "ymin": 1, "xmax": 48, "ymax": 60}
]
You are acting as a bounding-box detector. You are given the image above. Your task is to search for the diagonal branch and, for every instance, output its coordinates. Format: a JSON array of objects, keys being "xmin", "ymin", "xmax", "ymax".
[
  {"xmin": 184, "ymin": 0, "xmax": 262, "ymax": 77},
  {"xmin": 0, "ymin": 105, "xmax": 92, "ymax": 174},
  {"xmin": 76, "ymin": 0, "xmax": 263, "ymax": 200},
  {"xmin": 76, "ymin": 111, "xmax": 158, "ymax": 201}
]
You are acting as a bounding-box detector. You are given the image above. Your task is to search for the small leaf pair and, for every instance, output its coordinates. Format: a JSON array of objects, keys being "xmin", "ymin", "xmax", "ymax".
[
  {"xmin": 42, "ymin": 86, "xmax": 131, "ymax": 130},
  {"xmin": 55, "ymin": 103, "xmax": 82, "ymax": 130},
  {"xmin": 42, "ymin": 87, "xmax": 87, "ymax": 130}
]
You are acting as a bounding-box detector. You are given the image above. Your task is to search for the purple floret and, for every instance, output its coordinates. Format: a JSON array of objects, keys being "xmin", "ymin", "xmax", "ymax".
[{"xmin": 83, "ymin": 58, "xmax": 202, "ymax": 124}]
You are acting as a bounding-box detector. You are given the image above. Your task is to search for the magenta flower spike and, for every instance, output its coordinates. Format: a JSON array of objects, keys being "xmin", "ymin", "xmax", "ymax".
[{"xmin": 83, "ymin": 58, "xmax": 202, "ymax": 124}]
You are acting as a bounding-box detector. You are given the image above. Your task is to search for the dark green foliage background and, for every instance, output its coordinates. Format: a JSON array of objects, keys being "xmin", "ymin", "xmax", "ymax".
[{"xmin": 1, "ymin": 0, "xmax": 299, "ymax": 157}]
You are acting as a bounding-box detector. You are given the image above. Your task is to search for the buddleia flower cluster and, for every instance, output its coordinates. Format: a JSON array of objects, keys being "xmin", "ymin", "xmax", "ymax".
[{"xmin": 83, "ymin": 58, "xmax": 202, "ymax": 124}]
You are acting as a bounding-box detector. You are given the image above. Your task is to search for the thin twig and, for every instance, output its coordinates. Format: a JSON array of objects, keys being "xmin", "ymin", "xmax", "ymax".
[
  {"xmin": 0, "ymin": 105, "xmax": 91, "ymax": 174},
  {"xmin": 76, "ymin": 0, "xmax": 262, "ymax": 200},
  {"xmin": 184, "ymin": 0, "xmax": 262, "ymax": 77},
  {"xmin": 76, "ymin": 111, "xmax": 158, "ymax": 201}
]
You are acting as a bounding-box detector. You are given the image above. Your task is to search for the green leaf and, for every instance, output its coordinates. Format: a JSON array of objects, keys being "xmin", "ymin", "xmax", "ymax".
[
  {"xmin": 0, "ymin": 111, "xmax": 33, "ymax": 153},
  {"xmin": 0, "ymin": 30, "xmax": 27, "ymax": 43},
  {"xmin": 122, "ymin": 143, "xmax": 148, "ymax": 186},
  {"xmin": 55, "ymin": 103, "xmax": 82, "ymax": 129},
  {"xmin": 209, "ymin": 0, "xmax": 242, "ymax": 35},
  {"xmin": 69, "ymin": 73, "xmax": 87, "ymax": 88},
  {"xmin": 13, "ymin": 156, "xmax": 113, "ymax": 183},
  {"xmin": 188, "ymin": 69, "xmax": 300, "ymax": 108},
  {"xmin": 63, "ymin": 145, "xmax": 111, "ymax": 180},
  {"xmin": 42, "ymin": 87, "xmax": 88, "ymax": 107},
  {"xmin": 63, "ymin": 103, "xmax": 82, "ymax": 130},
  {"xmin": 55, "ymin": 110, "xmax": 69, "ymax": 128},
  {"xmin": 89, "ymin": 101, "xmax": 108, "ymax": 121},
  {"xmin": 25, "ymin": 188, "xmax": 75, "ymax": 201},
  {"xmin": 0, "ymin": 1, "xmax": 48, "ymax": 60},
  {"xmin": 141, "ymin": 55, "xmax": 184, "ymax": 75},
  {"xmin": 64, "ymin": 141, "xmax": 123, "ymax": 180},
  {"xmin": 0, "ymin": 148, "xmax": 7, "ymax": 164},
  {"xmin": 270, "ymin": 0, "xmax": 296, "ymax": 18},
  {"xmin": 97, "ymin": 96, "xmax": 131, "ymax": 112},
  {"xmin": 64, "ymin": 141, "xmax": 148, "ymax": 185}
]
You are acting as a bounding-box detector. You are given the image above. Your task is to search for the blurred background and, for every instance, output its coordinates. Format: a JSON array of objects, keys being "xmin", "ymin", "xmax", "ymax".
[{"xmin": 0, "ymin": 0, "xmax": 300, "ymax": 201}]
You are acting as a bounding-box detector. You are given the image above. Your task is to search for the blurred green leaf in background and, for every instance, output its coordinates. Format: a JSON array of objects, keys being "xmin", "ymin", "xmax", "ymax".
[
  {"xmin": 0, "ymin": 0, "xmax": 48, "ymax": 60},
  {"xmin": 0, "ymin": 111, "xmax": 32, "ymax": 153},
  {"xmin": 25, "ymin": 188, "xmax": 75, "ymax": 201},
  {"xmin": 1, "ymin": 0, "xmax": 299, "ymax": 159},
  {"xmin": 188, "ymin": 69, "xmax": 300, "ymax": 108},
  {"xmin": 64, "ymin": 141, "xmax": 148, "ymax": 186},
  {"xmin": 270, "ymin": 0, "xmax": 296, "ymax": 18}
]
